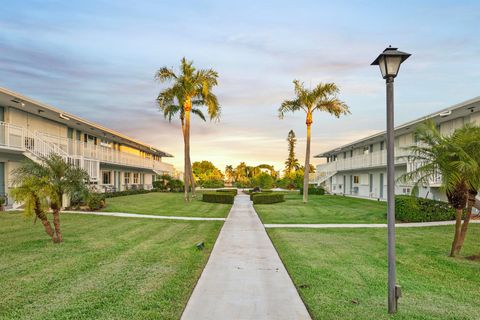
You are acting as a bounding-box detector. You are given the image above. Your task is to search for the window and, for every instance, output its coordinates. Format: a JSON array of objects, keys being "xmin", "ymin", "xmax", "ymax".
[
  {"xmin": 380, "ymin": 141, "xmax": 385, "ymax": 151},
  {"xmin": 124, "ymin": 172, "xmax": 130, "ymax": 184},
  {"xmin": 350, "ymin": 150, "xmax": 353, "ymax": 157},
  {"xmin": 363, "ymin": 146, "xmax": 369, "ymax": 155},
  {"xmin": 353, "ymin": 176, "xmax": 360, "ymax": 184},
  {"xmin": 133, "ymin": 173, "xmax": 139, "ymax": 184},
  {"xmin": 369, "ymin": 144, "xmax": 374, "ymax": 153},
  {"xmin": 102, "ymin": 171, "xmax": 111, "ymax": 185}
]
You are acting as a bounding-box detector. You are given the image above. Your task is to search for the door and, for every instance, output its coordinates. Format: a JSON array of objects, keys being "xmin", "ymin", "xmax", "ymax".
[
  {"xmin": 343, "ymin": 175, "xmax": 346, "ymax": 194},
  {"xmin": 349, "ymin": 175, "xmax": 353, "ymax": 194},
  {"xmin": 369, "ymin": 174, "xmax": 373, "ymax": 195},
  {"xmin": 379, "ymin": 173, "xmax": 384, "ymax": 198}
]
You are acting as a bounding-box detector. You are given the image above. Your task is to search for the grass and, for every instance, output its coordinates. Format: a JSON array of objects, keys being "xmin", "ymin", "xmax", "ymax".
[
  {"xmin": 0, "ymin": 211, "xmax": 223, "ymax": 320},
  {"xmin": 255, "ymin": 194, "xmax": 387, "ymax": 224},
  {"xmin": 101, "ymin": 192, "xmax": 232, "ymax": 218},
  {"xmin": 267, "ymin": 225, "xmax": 480, "ymax": 320}
]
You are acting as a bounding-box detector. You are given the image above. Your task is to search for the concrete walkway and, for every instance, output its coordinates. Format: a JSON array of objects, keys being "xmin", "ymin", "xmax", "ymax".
[
  {"xmin": 181, "ymin": 194, "xmax": 311, "ymax": 320},
  {"xmin": 63, "ymin": 210, "xmax": 226, "ymax": 221},
  {"xmin": 265, "ymin": 220, "xmax": 480, "ymax": 229}
]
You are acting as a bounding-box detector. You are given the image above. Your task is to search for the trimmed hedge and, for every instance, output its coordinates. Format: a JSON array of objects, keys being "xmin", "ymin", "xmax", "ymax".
[
  {"xmin": 396, "ymin": 195, "xmax": 460, "ymax": 222},
  {"xmin": 216, "ymin": 189, "xmax": 238, "ymax": 196},
  {"xmin": 104, "ymin": 189, "xmax": 151, "ymax": 198},
  {"xmin": 202, "ymin": 192, "xmax": 235, "ymax": 204},
  {"xmin": 252, "ymin": 193, "xmax": 284, "ymax": 204},
  {"xmin": 299, "ymin": 187, "xmax": 325, "ymax": 195}
]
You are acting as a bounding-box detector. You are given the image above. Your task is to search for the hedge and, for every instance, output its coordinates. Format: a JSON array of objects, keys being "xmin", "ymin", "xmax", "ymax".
[
  {"xmin": 202, "ymin": 192, "xmax": 235, "ymax": 204},
  {"xmin": 252, "ymin": 193, "xmax": 284, "ymax": 204},
  {"xmin": 299, "ymin": 187, "xmax": 325, "ymax": 195},
  {"xmin": 216, "ymin": 189, "xmax": 238, "ymax": 195},
  {"xmin": 104, "ymin": 189, "xmax": 152, "ymax": 198},
  {"xmin": 395, "ymin": 195, "xmax": 461, "ymax": 222}
]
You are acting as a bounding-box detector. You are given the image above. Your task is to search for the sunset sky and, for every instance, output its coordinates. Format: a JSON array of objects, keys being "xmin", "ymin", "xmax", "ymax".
[{"xmin": 1, "ymin": 1, "xmax": 479, "ymax": 172}]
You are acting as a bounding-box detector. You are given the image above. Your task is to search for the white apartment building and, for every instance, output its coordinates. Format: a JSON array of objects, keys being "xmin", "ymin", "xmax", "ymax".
[
  {"xmin": 0, "ymin": 87, "xmax": 175, "ymax": 204},
  {"xmin": 311, "ymin": 97, "xmax": 480, "ymax": 201}
]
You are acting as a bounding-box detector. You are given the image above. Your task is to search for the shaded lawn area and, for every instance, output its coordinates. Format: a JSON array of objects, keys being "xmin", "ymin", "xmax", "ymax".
[
  {"xmin": 255, "ymin": 194, "xmax": 387, "ymax": 224},
  {"xmin": 0, "ymin": 212, "xmax": 223, "ymax": 320},
  {"xmin": 268, "ymin": 225, "xmax": 480, "ymax": 320},
  {"xmin": 101, "ymin": 192, "xmax": 232, "ymax": 218}
]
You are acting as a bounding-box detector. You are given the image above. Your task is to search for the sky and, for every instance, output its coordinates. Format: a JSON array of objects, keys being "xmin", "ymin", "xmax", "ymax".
[{"xmin": 1, "ymin": 0, "xmax": 479, "ymax": 173}]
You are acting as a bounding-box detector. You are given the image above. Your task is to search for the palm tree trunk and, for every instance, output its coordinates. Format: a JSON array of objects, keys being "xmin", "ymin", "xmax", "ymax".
[
  {"xmin": 34, "ymin": 198, "xmax": 55, "ymax": 241},
  {"xmin": 450, "ymin": 207, "xmax": 463, "ymax": 257},
  {"xmin": 52, "ymin": 205, "xmax": 63, "ymax": 243},
  {"xmin": 184, "ymin": 99, "xmax": 193, "ymax": 201},
  {"xmin": 455, "ymin": 190, "xmax": 477, "ymax": 255},
  {"xmin": 303, "ymin": 115, "xmax": 312, "ymax": 203}
]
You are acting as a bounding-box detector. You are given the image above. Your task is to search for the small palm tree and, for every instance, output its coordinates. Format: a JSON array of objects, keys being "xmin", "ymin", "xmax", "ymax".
[
  {"xmin": 12, "ymin": 154, "xmax": 89, "ymax": 243},
  {"xmin": 155, "ymin": 57, "xmax": 220, "ymax": 201},
  {"xmin": 400, "ymin": 121, "xmax": 480, "ymax": 256},
  {"xmin": 279, "ymin": 80, "xmax": 349, "ymax": 203},
  {"xmin": 10, "ymin": 175, "xmax": 54, "ymax": 240}
]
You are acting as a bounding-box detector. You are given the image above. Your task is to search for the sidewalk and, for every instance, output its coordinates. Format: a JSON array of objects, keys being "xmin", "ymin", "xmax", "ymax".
[
  {"xmin": 181, "ymin": 194, "xmax": 311, "ymax": 320},
  {"xmin": 264, "ymin": 220, "xmax": 480, "ymax": 229}
]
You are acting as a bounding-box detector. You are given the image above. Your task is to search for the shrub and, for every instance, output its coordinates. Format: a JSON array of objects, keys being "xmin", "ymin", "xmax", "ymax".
[
  {"xmin": 396, "ymin": 195, "xmax": 460, "ymax": 222},
  {"xmin": 251, "ymin": 172, "xmax": 275, "ymax": 189},
  {"xmin": 299, "ymin": 187, "xmax": 325, "ymax": 195},
  {"xmin": 104, "ymin": 189, "xmax": 151, "ymax": 198},
  {"xmin": 217, "ymin": 189, "xmax": 238, "ymax": 195},
  {"xmin": 252, "ymin": 193, "xmax": 284, "ymax": 204},
  {"xmin": 168, "ymin": 179, "xmax": 184, "ymax": 192},
  {"xmin": 87, "ymin": 193, "xmax": 106, "ymax": 211},
  {"xmin": 202, "ymin": 192, "xmax": 235, "ymax": 204},
  {"xmin": 201, "ymin": 179, "xmax": 225, "ymax": 188}
]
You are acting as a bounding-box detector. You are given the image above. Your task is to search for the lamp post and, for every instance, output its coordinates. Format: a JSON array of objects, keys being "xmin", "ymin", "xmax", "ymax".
[{"xmin": 371, "ymin": 46, "xmax": 410, "ymax": 314}]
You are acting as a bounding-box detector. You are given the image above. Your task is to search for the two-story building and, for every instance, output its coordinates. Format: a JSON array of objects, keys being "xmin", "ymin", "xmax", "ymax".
[
  {"xmin": 311, "ymin": 97, "xmax": 480, "ymax": 201},
  {"xmin": 0, "ymin": 87, "xmax": 175, "ymax": 204}
]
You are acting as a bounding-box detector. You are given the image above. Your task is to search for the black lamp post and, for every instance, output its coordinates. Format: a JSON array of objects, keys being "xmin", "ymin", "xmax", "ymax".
[{"xmin": 371, "ymin": 46, "xmax": 410, "ymax": 314}]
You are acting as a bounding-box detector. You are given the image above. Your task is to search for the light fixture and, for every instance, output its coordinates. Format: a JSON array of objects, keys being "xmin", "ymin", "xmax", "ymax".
[
  {"xmin": 439, "ymin": 110, "xmax": 452, "ymax": 117},
  {"xmin": 371, "ymin": 46, "xmax": 411, "ymax": 79},
  {"xmin": 59, "ymin": 113, "xmax": 70, "ymax": 120}
]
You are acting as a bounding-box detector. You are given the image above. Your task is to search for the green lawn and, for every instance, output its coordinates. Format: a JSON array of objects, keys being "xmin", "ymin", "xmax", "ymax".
[
  {"xmin": 267, "ymin": 225, "xmax": 480, "ymax": 320},
  {"xmin": 101, "ymin": 192, "xmax": 232, "ymax": 218},
  {"xmin": 0, "ymin": 212, "xmax": 223, "ymax": 320},
  {"xmin": 255, "ymin": 194, "xmax": 387, "ymax": 224}
]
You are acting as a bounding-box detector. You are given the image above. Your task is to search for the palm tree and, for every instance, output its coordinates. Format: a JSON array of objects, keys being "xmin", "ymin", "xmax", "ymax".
[
  {"xmin": 400, "ymin": 121, "xmax": 480, "ymax": 256},
  {"xmin": 279, "ymin": 80, "xmax": 349, "ymax": 203},
  {"xmin": 155, "ymin": 58, "xmax": 220, "ymax": 201},
  {"xmin": 12, "ymin": 155, "xmax": 89, "ymax": 243},
  {"xmin": 225, "ymin": 165, "xmax": 234, "ymax": 184},
  {"xmin": 284, "ymin": 130, "xmax": 300, "ymax": 175},
  {"xmin": 10, "ymin": 174, "xmax": 55, "ymax": 241}
]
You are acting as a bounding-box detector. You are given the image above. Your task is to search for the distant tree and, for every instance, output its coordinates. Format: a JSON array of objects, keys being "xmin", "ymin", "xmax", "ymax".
[
  {"xmin": 225, "ymin": 165, "xmax": 235, "ymax": 183},
  {"xmin": 252, "ymin": 172, "xmax": 275, "ymax": 189},
  {"xmin": 155, "ymin": 58, "xmax": 220, "ymax": 201},
  {"xmin": 192, "ymin": 161, "xmax": 224, "ymax": 188},
  {"xmin": 279, "ymin": 80, "xmax": 349, "ymax": 203},
  {"xmin": 284, "ymin": 130, "xmax": 300, "ymax": 175}
]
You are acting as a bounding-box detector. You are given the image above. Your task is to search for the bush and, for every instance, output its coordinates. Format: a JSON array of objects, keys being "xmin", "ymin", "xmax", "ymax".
[
  {"xmin": 201, "ymin": 179, "xmax": 225, "ymax": 188},
  {"xmin": 217, "ymin": 189, "xmax": 238, "ymax": 195},
  {"xmin": 251, "ymin": 172, "xmax": 275, "ymax": 189},
  {"xmin": 87, "ymin": 193, "xmax": 106, "ymax": 211},
  {"xmin": 252, "ymin": 193, "xmax": 284, "ymax": 204},
  {"xmin": 202, "ymin": 192, "xmax": 235, "ymax": 204},
  {"xmin": 396, "ymin": 195, "xmax": 461, "ymax": 222},
  {"xmin": 104, "ymin": 189, "xmax": 151, "ymax": 198},
  {"xmin": 299, "ymin": 187, "xmax": 325, "ymax": 195}
]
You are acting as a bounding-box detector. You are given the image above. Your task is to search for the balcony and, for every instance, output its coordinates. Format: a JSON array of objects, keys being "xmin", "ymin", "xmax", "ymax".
[
  {"xmin": 316, "ymin": 148, "xmax": 410, "ymax": 174},
  {"xmin": 0, "ymin": 121, "xmax": 174, "ymax": 178}
]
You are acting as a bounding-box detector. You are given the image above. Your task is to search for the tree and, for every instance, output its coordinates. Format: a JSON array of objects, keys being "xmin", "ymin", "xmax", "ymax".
[
  {"xmin": 155, "ymin": 58, "xmax": 220, "ymax": 201},
  {"xmin": 251, "ymin": 172, "xmax": 275, "ymax": 189},
  {"xmin": 225, "ymin": 165, "xmax": 234, "ymax": 184},
  {"xmin": 284, "ymin": 130, "xmax": 300, "ymax": 175},
  {"xmin": 11, "ymin": 155, "xmax": 89, "ymax": 243},
  {"xmin": 400, "ymin": 121, "xmax": 480, "ymax": 256},
  {"xmin": 192, "ymin": 161, "xmax": 224, "ymax": 187},
  {"xmin": 279, "ymin": 80, "xmax": 349, "ymax": 203}
]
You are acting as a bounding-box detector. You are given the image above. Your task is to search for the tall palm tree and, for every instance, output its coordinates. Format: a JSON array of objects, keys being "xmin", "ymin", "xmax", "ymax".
[
  {"xmin": 279, "ymin": 80, "xmax": 349, "ymax": 203},
  {"xmin": 155, "ymin": 58, "xmax": 220, "ymax": 201},
  {"xmin": 11, "ymin": 154, "xmax": 89, "ymax": 243},
  {"xmin": 400, "ymin": 121, "xmax": 480, "ymax": 256}
]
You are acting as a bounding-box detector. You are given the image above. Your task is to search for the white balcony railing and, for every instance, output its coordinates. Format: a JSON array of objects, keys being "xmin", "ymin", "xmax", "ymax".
[{"xmin": 0, "ymin": 121, "xmax": 174, "ymax": 179}]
